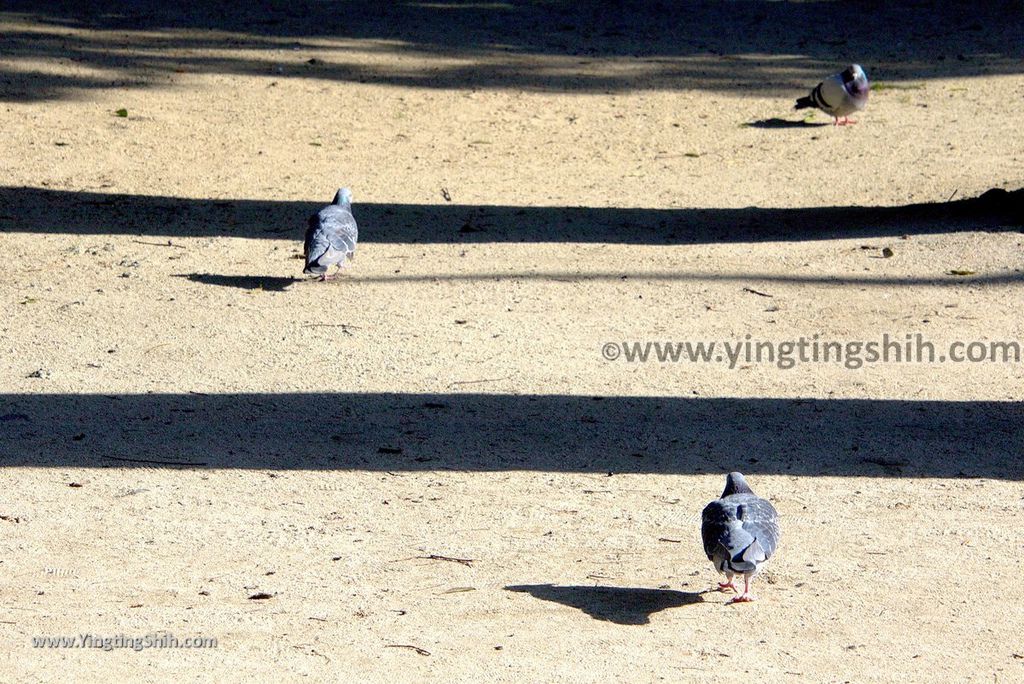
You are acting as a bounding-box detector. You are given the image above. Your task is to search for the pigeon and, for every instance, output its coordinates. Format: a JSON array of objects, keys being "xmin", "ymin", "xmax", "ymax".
[
  {"xmin": 303, "ymin": 188, "xmax": 358, "ymax": 280},
  {"xmin": 795, "ymin": 64, "xmax": 869, "ymax": 125},
  {"xmin": 701, "ymin": 472, "xmax": 780, "ymax": 604}
]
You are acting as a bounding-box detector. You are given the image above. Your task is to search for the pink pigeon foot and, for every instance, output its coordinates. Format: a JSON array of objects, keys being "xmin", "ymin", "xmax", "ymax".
[{"xmin": 726, "ymin": 575, "xmax": 757, "ymax": 604}]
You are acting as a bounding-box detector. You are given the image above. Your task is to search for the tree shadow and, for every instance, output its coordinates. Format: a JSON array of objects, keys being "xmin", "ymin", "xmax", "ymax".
[
  {"xmin": 1, "ymin": 186, "xmax": 1020, "ymax": 245},
  {"xmin": 505, "ymin": 584, "xmax": 704, "ymax": 624},
  {"xmin": 1, "ymin": 1, "xmax": 1022, "ymax": 99}
]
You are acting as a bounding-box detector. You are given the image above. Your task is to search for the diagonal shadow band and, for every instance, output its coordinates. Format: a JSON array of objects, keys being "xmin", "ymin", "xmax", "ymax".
[
  {"xmin": 505, "ymin": 584, "xmax": 704, "ymax": 625},
  {"xmin": 0, "ymin": 186, "xmax": 1020, "ymax": 245},
  {"xmin": 1, "ymin": 393, "xmax": 1020, "ymax": 478}
]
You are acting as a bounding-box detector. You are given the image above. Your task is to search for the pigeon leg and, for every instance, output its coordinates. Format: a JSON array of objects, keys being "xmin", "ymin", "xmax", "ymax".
[
  {"xmin": 727, "ymin": 574, "xmax": 756, "ymax": 604},
  {"xmin": 321, "ymin": 263, "xmax": 348, "ymax": 281},
  {"xmin": 837, "ymin": 117, "xmax": 857, "ymax": 126},
  {"xmin": 717, "ymin": 573, "xmax": 737, "ymax": 593}
]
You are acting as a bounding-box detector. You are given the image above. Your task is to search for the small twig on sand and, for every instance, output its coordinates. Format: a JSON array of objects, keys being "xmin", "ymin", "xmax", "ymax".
[
  {"xmin": 293, "ymin": 645, "xmax": 331, "ymax": 662},
  {"xmin": 101, "ymin": 455, "xmax": 208, "ymax": 467},
  {"xmin": 132, "ymin": 239, "xmax": 186, "ymax": 249},
  {"xmin": 386, "ymin": 644, "xmax": 431, "ymax": 656},
  {"xmin": 947, "ymin": 188, "xmax": 958, "ymax": 202},
  {"xmin": 416, "ymin": 554, "xmax": 474, "ymax": 567},
  {"xmin": 449, "ymin": 376, "xmax": 510, "ymax": 387},
  {"xmin": 742, "ymin": 287, "xmax": 773, "ymax": 298}
]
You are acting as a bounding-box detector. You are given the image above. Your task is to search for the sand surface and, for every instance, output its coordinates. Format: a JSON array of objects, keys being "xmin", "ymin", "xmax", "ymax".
[{"xmin": 2, "ymin": 2, "xmax": 1024, "ymax": 681}]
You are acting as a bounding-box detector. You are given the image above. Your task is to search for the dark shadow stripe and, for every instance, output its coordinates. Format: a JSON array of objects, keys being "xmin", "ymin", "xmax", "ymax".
[
  {"xmin": 1, "ymin": 393, "xmax": 1021, "ymax": 478},
  {"xmin": 1, "ymin": 186, "xmax": 1020, "ymax": 245}
]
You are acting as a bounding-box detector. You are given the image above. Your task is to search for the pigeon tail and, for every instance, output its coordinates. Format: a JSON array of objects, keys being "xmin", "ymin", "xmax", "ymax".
[
  {"xmin": 741, "ymin": 538, "xmax": 767, "ymax": 565},
  {"xmin": 794, "ymin": 95, "xmax": 814, "ymax": 110},
  {"xmin": 713, "ymin": 535, "xmax": 762, "ymax": 575}
]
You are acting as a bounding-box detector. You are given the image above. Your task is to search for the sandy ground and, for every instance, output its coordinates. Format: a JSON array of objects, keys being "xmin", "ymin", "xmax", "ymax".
[{"xmin": 2, "ymin": 2, "xmax": 1024, "ymax": 682}]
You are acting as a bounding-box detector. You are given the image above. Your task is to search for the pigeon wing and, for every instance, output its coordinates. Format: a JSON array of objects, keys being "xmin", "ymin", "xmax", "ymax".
[
  {"xmin": 738, "ymin": 496, "xmax": 780, "ymax": 560},
  {"xmin": 815, "ymin": 73, "xmax": 849, "ymax": 114},
  {"xmin": 304, "ymin": 214, "xmax": 324, "ymax": 260},
  {"xmin": 303, "ymin": 215, "xmax": 334, "ymax": 272},
  {"xmin": 701, "ymin": 500, "xmax": 734, "ymax": 560},
  {"xmin": 318, "ymin": 206, "xmax": 358, "ymax": 255}
]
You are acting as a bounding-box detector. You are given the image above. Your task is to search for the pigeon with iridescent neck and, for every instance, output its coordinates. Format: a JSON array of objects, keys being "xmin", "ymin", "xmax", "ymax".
[
  {"xmin": 303, "ymin": 188, "xmax": 358, "ymax": 281},
  {"xmin": 701, "ymin": 472, "xmax": 780, "ymax": 604},
  {"xmin": 795, "ymin": 64, "xmax": 869, "ymax": 125}
]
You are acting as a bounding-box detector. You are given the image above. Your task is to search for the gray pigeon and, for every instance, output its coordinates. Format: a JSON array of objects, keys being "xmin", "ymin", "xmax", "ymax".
[
  {"xmin": 303, "ymin": 188, "xmax": 358, "ymax": 280},
  {"xmin": 701, "ymin": 472, "xmax": 780, "ymax": 604},
  {"xmin": 795, "ymin": 64, "xmax": 869, "ymax": 125}
]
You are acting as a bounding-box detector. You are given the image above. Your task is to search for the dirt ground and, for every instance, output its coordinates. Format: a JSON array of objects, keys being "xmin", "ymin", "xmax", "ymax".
[{"xmin": 2, "ymin": 2, "xmax": 1024, "ymax": 682}]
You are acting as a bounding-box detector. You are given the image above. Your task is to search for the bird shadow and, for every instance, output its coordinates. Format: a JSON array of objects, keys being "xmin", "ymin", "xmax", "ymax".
[
  {"xmin": 744, "ymin": 117, "xmax": 830, "ymax": 129},
  {"xmin": 504, "ymin": 584, "xmax": 704, "ymax": 625},
  {"xmin": 175, "ymin": 273, "xmax": 301, "ymax": 291}
]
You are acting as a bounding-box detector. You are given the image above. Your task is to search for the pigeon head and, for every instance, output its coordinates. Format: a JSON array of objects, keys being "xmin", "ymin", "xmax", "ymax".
[
  {"xmin": 843, "ymin": 64, "xmax": 868, "ymax": 93},
  {"xmin": 841, "ymin": 64, "xmax": 865, "ymax": 81},
  {"xmin": 722, "ymin": 472, "xmax": 755, "ymax": 497},
  {"xmin": 333, "ymin": 187, "xmax": 353, "ymax": 205}
]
